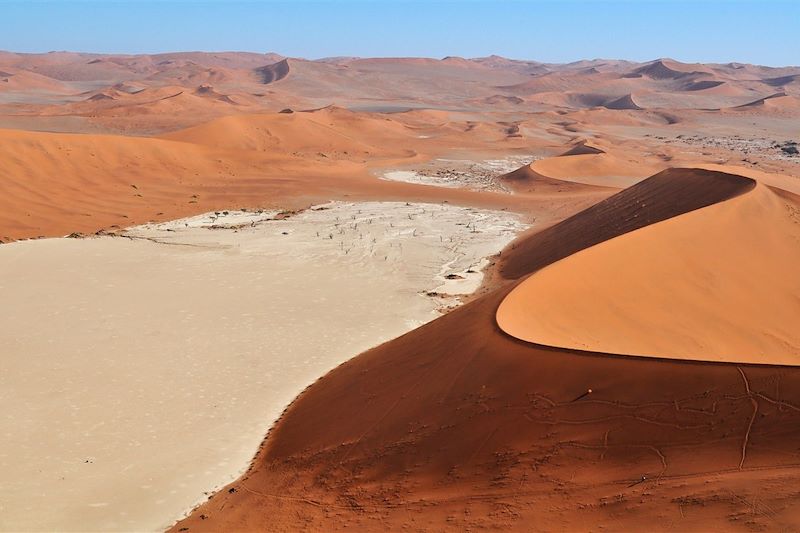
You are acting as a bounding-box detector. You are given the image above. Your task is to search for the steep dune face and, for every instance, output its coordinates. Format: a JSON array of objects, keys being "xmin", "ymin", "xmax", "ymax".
[
  {"xmin": 254, "ymin": 58, "xmax": 290, "ymax": 83},
  {"xmin": 603, "ymin": 93, "xmax": 643, "ymax": 110},
  {"xmin": 501, "ymin": 169, "xmax": 755, "ymax": 279},
  {"xmin": 560, "ymin": 140, "xmax": 605, "ymax": 156},
  {"xmin": 498, "ymin": 181, "xmax": 800, "ymax": 363},
  {"xmin": 763, "ymin": 74, "xmax": 800, "ymax": 87},
  {"xmin": 734, "ymin": 92, "xmax": 800, "ymax": 110},
  {"xmin": 172, "ymin": 168, "xmax": 800, "ymax": 532},
  {"xmin": 681, "ymin": 79, "xmax": 726, "ymax": 91},
  {"xmin": 498, "ymin": 169, "xmax": 753, "ymax": 279}
]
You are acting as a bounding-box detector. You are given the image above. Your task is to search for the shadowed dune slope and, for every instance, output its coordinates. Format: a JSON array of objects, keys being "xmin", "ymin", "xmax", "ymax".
[
  {"xmin": 735, "ymin": 91, "xmax": 788, "ymax": 108},
  {"xmin": 254, "ymin": 58, "xmax": 290, "ymax": 84},
  {"xmin": 560, "ymin": 140, "xmax": 605, "ymax": 156},
  {"xmin": 172, "ymin": 167, "xmax": 800, "ymax": 532},
  {"xmin": 732, "ymin": 92, "xmax": 800, "ymax": 112},
  {"xmin": 499, "ymin": 168, "xmax": 753, "ymax": 280},
  {"xmin": 498, "ymin": 181, "xmax": 800, "ymax": 363},
  {"xmin": 603, "ymin": 93, "xmax": 643, "ymax": 110}
]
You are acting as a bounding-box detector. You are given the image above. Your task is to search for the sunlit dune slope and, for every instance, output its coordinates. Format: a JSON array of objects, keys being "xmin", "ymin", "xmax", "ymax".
[
  {"xmin": 498, "ymin": 175, "xmax": 800, "ymax": 363},
  {"xmin": 0, "ymin": 109, "xmax": 552, "ymax": 242},
  {"xmin": 172, "ymin": 167, "xmax": 800, "ymax": 532},
  {"xmin": 161, "ymin": 106, "xmax": 415, "ymax": 157},
  {"xmin": 498, "ymin": 168, "xmax": 752, "ymax": 279},
  {"xmin": 499, "ymin": 162, "xmax": 615, "ymax": 195},
  {"xmin": 530, "ymin": 150, "xmax": 662, "ymax": 188},
  {"xmin": 0, "ymin": 125, "xmax": 361, "ymax": 241}
]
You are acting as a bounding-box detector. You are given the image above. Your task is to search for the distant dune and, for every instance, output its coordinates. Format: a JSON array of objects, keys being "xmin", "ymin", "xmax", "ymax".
[
  {"xmin": 499, "ymin": 162, "xmax": 613, "ymax": 195},
  {"xmin": 603, "ymin": 93, "xmax": 643, "ymax": 110},
  {"xmin": 624, "ymin": 58, "xmax": 713, "ymax": 80},
  {"xmin": 734, "ymin": 91, "xmax": 800, "ymax": 110},
  {"xmin": 680, "ymin": 79, "xmax": 726, "ymax": 91},
  {"xmin": 559, "ymin": 140, "xmax": 605, "ymax": 156},
  {"xmin": 0, "ymin": 68, "xmax": 73, "ymax": 92},
  {"xmin": 763, "ymin": 73, "xmax": 800, "ymax": 87},
  {"xmin": 254, "ymin": 58, "xmax": 290, "ymax": 84},
  {"xmin": 160, "ymin": 106, "xmax": 415, "ymax": 156}
]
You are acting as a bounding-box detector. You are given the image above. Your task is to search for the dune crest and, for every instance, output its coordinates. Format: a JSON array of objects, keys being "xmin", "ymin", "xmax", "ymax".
[
  {"xmin": 498, "ymin": 168, "xmax": 753, "ymax": 279},
  {"xmin": 497, "ymin": 173, "xmax": 800, "ymax": 363}
]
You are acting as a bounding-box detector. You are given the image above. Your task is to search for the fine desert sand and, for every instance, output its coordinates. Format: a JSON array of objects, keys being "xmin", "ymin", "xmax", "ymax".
[{"xmin": 0, "ymin": 50, "xmax": 799, "ymax": 532}]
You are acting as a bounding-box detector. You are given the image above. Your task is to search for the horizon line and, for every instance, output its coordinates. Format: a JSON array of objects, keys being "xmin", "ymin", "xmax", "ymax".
[{"xmin": 1, "ymin": 50, "xmax": 797, "ymax": 69}]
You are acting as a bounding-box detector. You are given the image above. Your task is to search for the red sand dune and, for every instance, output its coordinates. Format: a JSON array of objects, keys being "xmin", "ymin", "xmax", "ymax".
[
  {"xmin": 171, "ymin": 167, "xmax": 800, "ymax": 532},
  {"xmin": 254, "ymin": 58, "xmax": 290, "ymax": 84},
  {"xmin": 3, "ymin": 51, "xmax": 800, "ymax": 531},
  {"xmin": 603, "ymin": 93, "xmax": 643, "ymax": 110},
  {"xmin": 499, "ymin": 162, "xmax": 615, "ymax": 196},
  {"xmin": 0, "ymin": 107, "xmax": 573, "ymax": 242},
  {"xmin": 734, "ymin": 92, "xmax": 800, "ymax": 110},
  {"xmin": 498, "ymin": 178, "xmax": 800, "ymax": 363},
  {"xmin": 0, "ymin": 68, "xmax": 73, "ymax": 92},
  {"xmin": 624, "ymin": 59, "xmax": 714, "ymax": 80},
  {"xmin": 681, "ymin": 79, "xmax": 726, "ymax": 91},
  {"xmin": 560, "ymin": 140, "xmax": 606, "ymax": 156},
  {"xmin": 763, "ymin": 74, "xmax": 800, "ymax": 88},
  {"xmin": 161, "ymin": 106, "xmax": 416, "ymax": 157},
  {"xmin": 529, "ymin": 150, "xmax": 662, "ymax": 188},
  {"xmin": 498, "ymin": 168, "xmax": 752, "ymax": 279}
]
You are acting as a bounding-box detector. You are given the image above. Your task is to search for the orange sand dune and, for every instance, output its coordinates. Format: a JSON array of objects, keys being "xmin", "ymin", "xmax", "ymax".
[
  {"xmin": 603, "ymin": 92, "xmax": 643, "ymax": 110},
  {"xmin": 161, "ymin": 106, "xmax": 416, "ymax": 158},
  {"xmin": 560, "ymin": 140, "xmax": 605, "ymax": 156},
  {"xmin": 172, "ymin": 167, "xmax": 800, "ymax": 532},
  {"xmin": 500, "ymin": 162, "xmax": 615, "ymax": 195},
  {"xmin": 0, "ymin": 122, "xmax": 420, "ymax": 241},
  {"xmin": 0, "ymin": 109, "xmax": 587, "ymax": 242},
  {"xmin": 529, "ymin": 150, "xmax": 663, "ymax": 188},
  {"xmin": 498, "ymin": 174, "xmax": 800, "ymax": 363},
  {"xmin": 254, "ymin": 58, "xmax": 290, "ymax": 83},
  {"xmin": 0, "ymin": 68, "xmax": 73, "ymax": 92},
  {"xmin": 43, "ymin": 85, "xmax": 245, "ymax": 118},
  {"xmin": 763, "ymin": 73, "xmax": 800, "ymax": 87},
  {"xmin": 498, "ymin": 168, "xmax": 752, "ymax": 279},
  {"xmin": 625, "ymin": 58, "xmax": 715, "ymax": 80},
  {"xmin": 733, "ymin": 92, "xmax": 800, "ymax": 111}
]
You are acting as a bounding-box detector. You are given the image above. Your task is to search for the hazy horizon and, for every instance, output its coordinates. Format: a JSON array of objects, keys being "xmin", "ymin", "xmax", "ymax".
[
  {"xmin": 2, "ymin": 0, "xmax": 797, "ymax": 67},
  {"xmin": 3, "ymin": 49, "xmax": 796, "ymax": 69}
]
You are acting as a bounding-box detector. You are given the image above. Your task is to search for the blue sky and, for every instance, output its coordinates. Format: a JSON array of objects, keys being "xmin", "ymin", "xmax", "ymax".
[{"xmin": 1, "ymin": 1, "xmax": 797, "ymax": 66}]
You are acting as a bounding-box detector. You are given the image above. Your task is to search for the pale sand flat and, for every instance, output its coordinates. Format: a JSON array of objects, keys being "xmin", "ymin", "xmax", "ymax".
[{"xmin": 0, "ymin": 201, "xmax": 526, "ymax": 532}]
